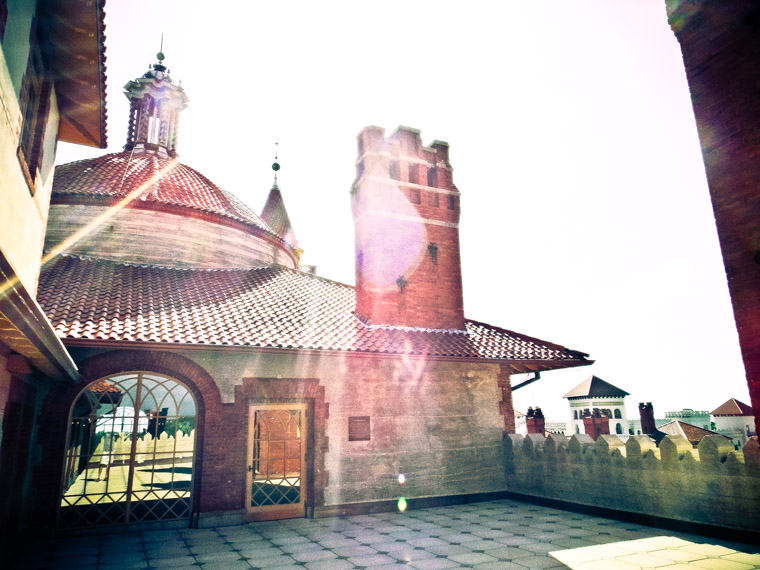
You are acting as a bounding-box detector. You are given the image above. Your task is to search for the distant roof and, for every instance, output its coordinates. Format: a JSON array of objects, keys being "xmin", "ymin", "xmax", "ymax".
[
  {"xmin": 563, "ymin": 375, "xmax": 629, "ymax": 399},
  {"xmin": 711, "ymin": 398, "xmax": 754, "ymax": 417},
  {"xmin": 651, "ymin": 420, "xmax": 729, "ymax": 447},
  {"xmin": 37, "ymin": 255, "xmax": 592, "ymax": 367},
  {"xmin": 53, "ymin": 153, "xmax": 281, "ymax": 240}
]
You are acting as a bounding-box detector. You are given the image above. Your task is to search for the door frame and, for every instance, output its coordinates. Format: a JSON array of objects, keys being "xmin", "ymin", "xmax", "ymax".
[{"xmin": 245, "ymin": 402, "xmax": 307, "ymax": 522}]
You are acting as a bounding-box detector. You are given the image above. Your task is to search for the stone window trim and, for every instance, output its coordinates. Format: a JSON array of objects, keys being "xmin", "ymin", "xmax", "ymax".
[{"xmin": 236, "ymin": 377, "xmax": 329, "ymax": 510}]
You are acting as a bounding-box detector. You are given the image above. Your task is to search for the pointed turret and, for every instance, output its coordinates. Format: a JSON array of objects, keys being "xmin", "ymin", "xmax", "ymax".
[
  {"xmin": 261, "ymin": 147, "xmax": 299, "ymax": 252},
  {"xmin": 262, "ymin": 182, "xmax": 298, "ymax": 249},
  {"xmin": 123, "ymin": 51, "xmax": 188, "ymax": 158}
]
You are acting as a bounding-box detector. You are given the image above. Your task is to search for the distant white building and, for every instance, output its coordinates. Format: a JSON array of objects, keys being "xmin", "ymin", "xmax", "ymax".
[
  {"xmin": 564, "ymin": 376, "xmax": 629, "ymax": 436},
  {"xmin": 664, "ymin": 408, "xmax": 711, "ymax": 430},
  {"xmin": 711, "ymin": 398, "xmax": 755, "ymax": 448},
  {"xmin": 515, "ymin": 410, "xmax": 527, "ymax": 435}
]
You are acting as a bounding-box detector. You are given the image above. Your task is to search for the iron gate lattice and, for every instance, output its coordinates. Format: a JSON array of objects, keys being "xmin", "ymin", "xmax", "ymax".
[{"xmin": 59, "ymin": 372, "xmax": 196, "ymax": 529}]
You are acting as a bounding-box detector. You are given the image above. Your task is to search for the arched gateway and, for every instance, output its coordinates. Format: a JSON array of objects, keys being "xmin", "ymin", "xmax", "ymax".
[{"xmin": 59, "ymin": 373, "xmax": 197, "ymax": 529}]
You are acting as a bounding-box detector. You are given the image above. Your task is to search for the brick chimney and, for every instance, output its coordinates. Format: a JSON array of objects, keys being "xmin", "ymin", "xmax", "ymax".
[
  {"xmin": 639, "ymin": 402, "xmax": 655, "ymax": 434},
  {"xmin": 352, "ymin": 126, "xmax": 465, "ymax": 330},
  {"xmin": 525, "ymin": 407, "xmax": 546, "ymax": 435},
  {"xmin": 582, "ymin": 408, "xmax": 610, "ymax": 441}
]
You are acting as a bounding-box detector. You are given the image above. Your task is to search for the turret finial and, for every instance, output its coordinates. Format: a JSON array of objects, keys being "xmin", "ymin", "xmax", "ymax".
[
  {"xmin": 272, "ymin": 142, "xmax": 280, "ymax": 186},
  {"xmin": 153, "ymin": 35, "xmax": 167, "ymax": 73}
]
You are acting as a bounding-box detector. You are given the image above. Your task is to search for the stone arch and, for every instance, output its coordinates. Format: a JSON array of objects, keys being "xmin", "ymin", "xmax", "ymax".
[{"xmin": 34, "ymin": 350, "xmax": 222, "ymax": 530}]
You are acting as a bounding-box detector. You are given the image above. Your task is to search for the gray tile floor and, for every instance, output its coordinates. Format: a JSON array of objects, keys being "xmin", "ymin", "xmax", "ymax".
[{"xmin": 13, "ymin": 499, "xmax": 760, "ymax": 569}]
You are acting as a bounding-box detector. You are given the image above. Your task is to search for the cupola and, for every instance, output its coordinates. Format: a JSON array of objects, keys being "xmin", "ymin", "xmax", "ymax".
[
  {"xmin": 123, "ymin": 52, "xmax": 188, "ymax": 158},
  {"xmin": 45, "ymin": 54, "xmax": 299, "ymax": 270}
]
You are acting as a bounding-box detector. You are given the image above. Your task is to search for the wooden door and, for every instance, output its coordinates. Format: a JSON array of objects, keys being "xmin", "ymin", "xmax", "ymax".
[{"xmin": 246, "ymin": 404, "xmax": 306, "ymax": 521}]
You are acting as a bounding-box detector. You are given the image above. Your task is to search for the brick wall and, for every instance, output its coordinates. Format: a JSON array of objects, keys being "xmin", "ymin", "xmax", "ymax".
[
  {"xmin": 667, "ymin": 1, "xmax": 760, "ymax": 433},
  {"xmin": 505, "ymin": 432, "xmax": 760, "ymax": 533},
  {"xmin": 352, "ymin": 126, "xmax": 465, "ymax": 330}
]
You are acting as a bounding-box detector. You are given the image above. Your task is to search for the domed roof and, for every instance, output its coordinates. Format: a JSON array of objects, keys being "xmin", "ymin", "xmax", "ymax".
[{"xmin": 52, "ymin": 152, "xmax": 276, "ymax": 237}]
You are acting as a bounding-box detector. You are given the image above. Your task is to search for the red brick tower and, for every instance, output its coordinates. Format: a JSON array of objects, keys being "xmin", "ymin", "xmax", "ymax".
[{"xmin": 351, "ymin": 126, "xmax": 464, "ymax": 330}]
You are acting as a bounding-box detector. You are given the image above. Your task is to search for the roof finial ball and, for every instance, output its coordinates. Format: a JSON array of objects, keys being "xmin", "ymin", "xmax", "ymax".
[
  {"xmin": 272, "ymin": 142, "xmax": 280, "ymax": 185},
  {"xmin": 153, "ymin": 48, "xmax": 167, "ymax": 73}
]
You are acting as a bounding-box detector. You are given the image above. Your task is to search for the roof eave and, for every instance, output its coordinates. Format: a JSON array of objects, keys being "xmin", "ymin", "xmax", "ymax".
[
  {"xmin": 42, "ymin": 0, "xmax": 108, "ymax": 148},
  {"xmin": 0, "ymin": 254, "xmax": 80, "ymax": 382},
  {"xmin": 58, "ymin": 337, "xmax": 594, "ymax": 368}
]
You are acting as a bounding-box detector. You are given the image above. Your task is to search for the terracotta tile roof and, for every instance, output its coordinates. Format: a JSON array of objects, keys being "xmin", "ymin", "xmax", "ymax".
[
  {"xmin": 563, "ymin": 375, "xmax": 629, "ymax": 399},
  {"xmin": 711, "ymin": 398, "xmax": 754, "ymax": 416},
  {"xmin": 651, "ymin": 420, "xmax": 729, "ymax": 447},
  {"xmin": 53, "ymin": 152, "xmax": 276, "ymax": 236},
  {"xmin": 88, "ymin": 379, "xmax": 121, "ymax": 394},
  {"xmin": 37, "ymin": 255, "xmax": 590, "ymax": 365}
]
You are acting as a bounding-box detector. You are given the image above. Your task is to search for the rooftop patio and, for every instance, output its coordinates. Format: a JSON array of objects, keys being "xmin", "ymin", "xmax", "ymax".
[{"xmin": 13, "ymin": 498, "xmax": 760, "ymax": 569}]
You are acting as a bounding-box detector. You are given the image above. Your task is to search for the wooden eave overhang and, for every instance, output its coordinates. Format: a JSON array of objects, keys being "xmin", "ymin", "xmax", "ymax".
[
  {"xmin": 0, "ymin": 254, "xmax": 79, "ymax": 382},
  {"xmin": 40, "ymin": 0, "xmax": 108, "ymax": 148}
]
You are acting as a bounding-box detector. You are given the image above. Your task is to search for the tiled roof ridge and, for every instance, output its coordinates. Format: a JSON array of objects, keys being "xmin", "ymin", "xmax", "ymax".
[
  {"xmin": 354, "ymin": 312, "xmax": 469, "ymax": 335},
  {"xmin": 273, "ymin": 263, "xmax": 357, "ymax": 291}
]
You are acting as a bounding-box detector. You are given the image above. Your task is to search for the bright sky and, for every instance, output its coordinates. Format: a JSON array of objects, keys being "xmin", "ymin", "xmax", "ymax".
[{"xmin": 56, "ymin": 0, "xmax": 748, "ymax": 422}]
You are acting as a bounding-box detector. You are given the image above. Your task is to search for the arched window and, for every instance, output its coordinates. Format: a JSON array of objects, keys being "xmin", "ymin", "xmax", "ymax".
[
  {"xmin": 614, "ymin": 409, "xmax": 622, "ymax": 419},
  {"xmin": 574, "ymin": 410, "xmax": 578, "ymax": 419},
  {"xmin": 575, "ymin": 424, "xmax": 580, "ymax": 434},
  {"xmin": 616, "ymin": 423, "xmax": 623, "ymax": 434},
  {"xmin": 59, "ymin": 372, "xmax": 197, "ymax": 529}
]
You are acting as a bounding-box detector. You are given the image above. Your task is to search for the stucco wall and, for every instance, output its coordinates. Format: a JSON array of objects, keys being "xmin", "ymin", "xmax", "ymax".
[
  {"xmin": 0, "ymin": 10, "xmax": 59, "ymax": 297},
  {"xmin": 64, "ymin": 347, "xmax": 508, "ymax": 513},
  {"xmin": 504, "ymin": 432, "xmax": 760, "ymax": 533},
  {"xmin": 188, "ymin": 349, "xmax": 507, "ymax": 506}
]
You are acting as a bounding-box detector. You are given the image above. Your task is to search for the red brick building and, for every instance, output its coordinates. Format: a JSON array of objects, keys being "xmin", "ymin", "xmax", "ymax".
[{"xmin": 18, "ymin": 58, "xmax": 593, "ymax": 533}]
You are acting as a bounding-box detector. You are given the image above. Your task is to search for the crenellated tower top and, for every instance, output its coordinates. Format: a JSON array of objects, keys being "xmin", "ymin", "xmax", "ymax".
[
  {"xmin": 123, "ymin": 52, "xmax": 189, "ymax": 158},
  {"xmin": 351, "ymin": 125, "xmax": 465, "ymax": 331}
]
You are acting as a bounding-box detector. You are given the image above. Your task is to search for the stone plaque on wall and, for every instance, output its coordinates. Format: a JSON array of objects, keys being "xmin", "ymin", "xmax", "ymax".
[{"xmin": 348, "ymin": 416, "xmax": 370, "ymax": 441}]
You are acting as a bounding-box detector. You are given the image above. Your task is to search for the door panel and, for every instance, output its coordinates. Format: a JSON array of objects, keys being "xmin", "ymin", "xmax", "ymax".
[{"xmin": 246, "ymin": 404, "xmax": 306, "ymax": 521}]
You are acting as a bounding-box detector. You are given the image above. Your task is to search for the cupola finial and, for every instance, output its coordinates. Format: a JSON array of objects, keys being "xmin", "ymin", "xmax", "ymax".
[
  {"xmin": 272, "ymin": 142, "xmax": 280, "ymax": 187},
  {"xmin": 153, "ymin": 35, "xmax": 166, "ymax": 72}
]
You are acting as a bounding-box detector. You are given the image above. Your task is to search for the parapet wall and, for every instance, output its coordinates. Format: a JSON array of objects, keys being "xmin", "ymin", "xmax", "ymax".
[{"xmin": 504, "ymin": 433, "xmax": 760, "ymax": 533}]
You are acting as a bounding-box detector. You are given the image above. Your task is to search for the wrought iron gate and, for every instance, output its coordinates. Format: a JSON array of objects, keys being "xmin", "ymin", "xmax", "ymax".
[{"xmin": 59, "ymin": 372, "xmax": 196, "ymax": 529}]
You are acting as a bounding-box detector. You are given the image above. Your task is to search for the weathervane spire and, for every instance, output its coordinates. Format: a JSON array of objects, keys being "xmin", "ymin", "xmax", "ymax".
[{"xmin": 272, "ymin": 142, "xmax": 280, "ymax": 186}]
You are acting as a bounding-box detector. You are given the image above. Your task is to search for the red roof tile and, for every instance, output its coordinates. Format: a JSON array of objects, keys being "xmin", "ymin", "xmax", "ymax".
[
  {"xmin": 37, "ymin": 255, "xmax": 591, "ymax": 365},
  {"xmin": 652, "ymin": 420, "xmax": 729, "ymax": 447},
  {"xmin": 53, "ymin": 152, "xmax": 276, "ymax": 236},
  {"xmin": 711, "ymin": 398, "xmax": 754, "ymax": 416}
]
